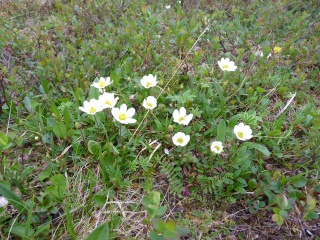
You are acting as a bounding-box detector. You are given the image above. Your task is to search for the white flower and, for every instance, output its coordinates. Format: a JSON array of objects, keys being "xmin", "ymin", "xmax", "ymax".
[
  {"xmin": 91, "ymin": 77, "xmax": 112, "ymax": 89},
  {"xmin": 98, "ymin": 92, "xmax": 119, "ymax": 109},
  {"xmin": 111, "ymin": 104, "xmax": 137, "ymax": 124},
  {"xmin": 79, "ymin": 99, "xmax": 103, "ymax": 115},
  {"xmin": 218, "ymin": 58, "xmax": 237, "ymax": 72},
  {"xmin": 255, "ymin": 51, "xmax": 272, "ymax": 59},
  {"xmin": 142, "ymin": 96, "xmax": 157, "ymax": 110},
  {"xmin": 210, "ymin": 141, "xmax": 223, "ymax": 154},
  {"xmin": 0, "ymin": 196, "xmax": 8, "ymax": 208},
  {"xmin": 165, "ymin": 5, "xmax": 171, "ymax": 9},
  {"xmin": 172, "ymin": 107, "xmax": 193, "ymax": 125},
  {"xmin": 140, "ymin": 74, "xmax": 157, "ymax": 89},
  {"xmin": 233, "ymin": 122, "xmax": 253, "ymax": 141},
  {"xmin": 172, "ymin": 132, "xmax": 190, "ymax": 147}
]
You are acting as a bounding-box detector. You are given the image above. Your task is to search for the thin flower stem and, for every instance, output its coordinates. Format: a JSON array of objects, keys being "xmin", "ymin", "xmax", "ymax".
[
  {"xmin": 119, "ymin": 124, "xmax": 122, "ymax": 145},
  {"xmin": 109, "ymin": 111, "xmax": 114, "ymax": 134},
  {"xmin": 94, "ymin": 115, "xmax": 101, "ymax": 132}
]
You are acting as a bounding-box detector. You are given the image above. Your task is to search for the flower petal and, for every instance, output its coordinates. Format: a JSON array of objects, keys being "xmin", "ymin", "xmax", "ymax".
[{"xmin": 126, "ymin": 107, "xmax": 136, "ymax": 117}]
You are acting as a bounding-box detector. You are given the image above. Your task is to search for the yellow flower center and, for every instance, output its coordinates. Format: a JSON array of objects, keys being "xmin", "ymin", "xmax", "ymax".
[
  {"xmin": 119, "ymin": 113, "xmax": 127, "ymax": 121},
  {"xmin": 214, "ymin": 145, "xmax": 220, "ymax": 151},
  {"xmin": 177, "ymin": 138, "xmax": 184, "ymax": 144},
  {"xmin": 147, "ymin": 102, "xmax": 153, "ymax": 107},
  {"xmin": 237, "ymin": 131, "xmax": 244, "ymax": 138},
  {"xmin": 105, "ymin": 100, "xmax": 112, "ymax": 106},
  {"xmin": 178, "ymin": 116, "xmax": 185, "ymax": 122},
  {"xmin": 146, "ymin": 81, "xmax": 152, "ymax": 87},
  {"xmin": 222, "ymin": 64, "xmax": 229, "ymax": 70},
  {"xmin": 89, "ymin": 107, "xmax": 97, "ymax": 114},
  {"xmin": 98, "ymin": 81, "xmax": 105, "ymax": 88}
]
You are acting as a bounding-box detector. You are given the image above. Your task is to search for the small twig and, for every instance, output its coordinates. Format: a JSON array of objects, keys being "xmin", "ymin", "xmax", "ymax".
[
  {"xmin": 274, "ymin": 92, "xmax": 296, "ymax": 119},
  {"xmin": 294, "ymin": 203, "xmax": 307, "ymax": 239}
]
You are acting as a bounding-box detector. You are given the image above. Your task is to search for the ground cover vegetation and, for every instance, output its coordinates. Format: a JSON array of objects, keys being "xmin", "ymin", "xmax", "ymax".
[{"xmin": 0, "ymin": 0, "xmax": 319, "ymax": 239}]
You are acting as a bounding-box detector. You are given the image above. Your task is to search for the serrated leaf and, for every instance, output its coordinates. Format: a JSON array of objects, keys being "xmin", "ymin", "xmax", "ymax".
[{"xmin": 86, "ymin": 223, "xmax": 110, "ymax": 240}]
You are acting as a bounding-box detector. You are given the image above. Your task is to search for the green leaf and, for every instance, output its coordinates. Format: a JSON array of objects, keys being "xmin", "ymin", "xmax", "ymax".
[
  {"xmin": 216, "ymin": 119, "xmax": 226, "ymax": 142},
  {"xmin": 34, "ymin": 221, "xmax": 51, "ymax": 236},
  {"xmin": 142, "ymin": 196, "xmax": 151, "ymax": 208},
  {"xmin": 94, "ymin": 194, "xmax": 106, "ymax": 207},
  {"xmin": 149, "ymin": 231, "xmax": 164, "ymax": 240},
  {"xmin": 52, "ymin": 122, "xmax": 67, "ymax": 138},
  {"xmin": 163, "ymin": 230, "xmax": 179, "ymax": 240},
  {"xmin": 155, "ymin": 206, "xmax": 167, "ymax": 217},
  {"xmin": 0, "ymin": 131, "xmax": 8, "ymax": 147},
  {"xmin": 151, "ymin": 191, "xmax": 161, "ymax": 205},
  {"xmin": 11, "ymin": 224, "xmax": 34, "ymax": 238},
  {"xmin": 50, "ymin": 101, "xmax": 62, "ymax": 121},
  {"xmin": 63, "ymin": 107, "xmax": 71, "ymax": 130},
  {"xmin": 245, "ymin": 142, "xmax": 270, "ymax": 157},
  {"xmin": 291, "ymin": 176, "xmax": 307, "ymax": 188},
  {"xmin": 175, "ymin": 225, "xmax": 190, "ymax": 236},
  {"xmin": 165, "ymin": 220, "xmax": 176, "ymax": 231},
  {"xmin": 213, "ymin": 81, "xmax": 225, "ymax": 112},
  {"xmin": 50, "ymin": 174, "xmax": 66, "ymax": 198},
  {"xmin": 272, "ymin": 213, "xmax": 284, "ymax": 225},
  {"xmin": 88, "ymin": 140, "xmax": 101, "ymax": 155},
  {"xmin": 248, "ymin": 179, "xmax": 257, "ymax": 189},
  {"xmin": 152, "ymin": 218, "xmax": 166, "ymax": 232},
  {"xmin": 38, "ymin": 167, "xmax": 52, "ymax": 181},
  {"xmin": 86, "ymin": 223, "xmax": 110, "ymax": 240},
  {"xmin": 304, "ymin": 211, "xmax": 319, "ymax": 220}
]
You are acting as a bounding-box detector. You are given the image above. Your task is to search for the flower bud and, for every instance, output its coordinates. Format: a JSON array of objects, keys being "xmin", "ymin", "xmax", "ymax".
[
  {"xmin": 75, "ymin": 122, "xmax": 82, "ymax": 129},
  {"xmin": 168, "ymin": 125, "xmax": 174, "ymax": 132}
]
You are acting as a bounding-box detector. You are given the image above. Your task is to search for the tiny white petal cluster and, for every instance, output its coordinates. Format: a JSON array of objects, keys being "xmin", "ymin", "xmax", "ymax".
[
  {"xmin": 79, "ymin": 99, "xmax": 103, "ymax": 115},
  {"xmin": 0, "ymin": 196, "xmax": 8, "ymax": 208},
  {"xmin": 165, "ymin": 5, "xmax": 171, "ymax": 9},
  {"xmin": 210, "ymin": 141, "xmax": 223, "ymax": 154},
  {"xmin": 173, "ymin": 107, "xmax": 193, "ymax": 126},
  {"xmin": 172, "ymin": 132, "xmax": 190, "ymax": 147},
  {"xmin": 91, "ymin": 77, "xmax": 113, "ymax": 89},
  {"xmin": 234, "ymin": 123, "xmax": 253, "ymax": 141},
  {"xmin": 112, "ymin": 104, "xmax": 137, "ymax": 124},
  {"xmin": 142, "ymin": 96, "xmax": 157, "ymax": 110},
  {"xmin": 98, "ymin": 92, "xmax": 119, "ymax": 109},
  {"xmin": 218, "ymin": 58, "xmax": 237, "ymax": 72},
  {"xmin": 140, "ymin": 74, "xmax": 157, "ymax": 89}
]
